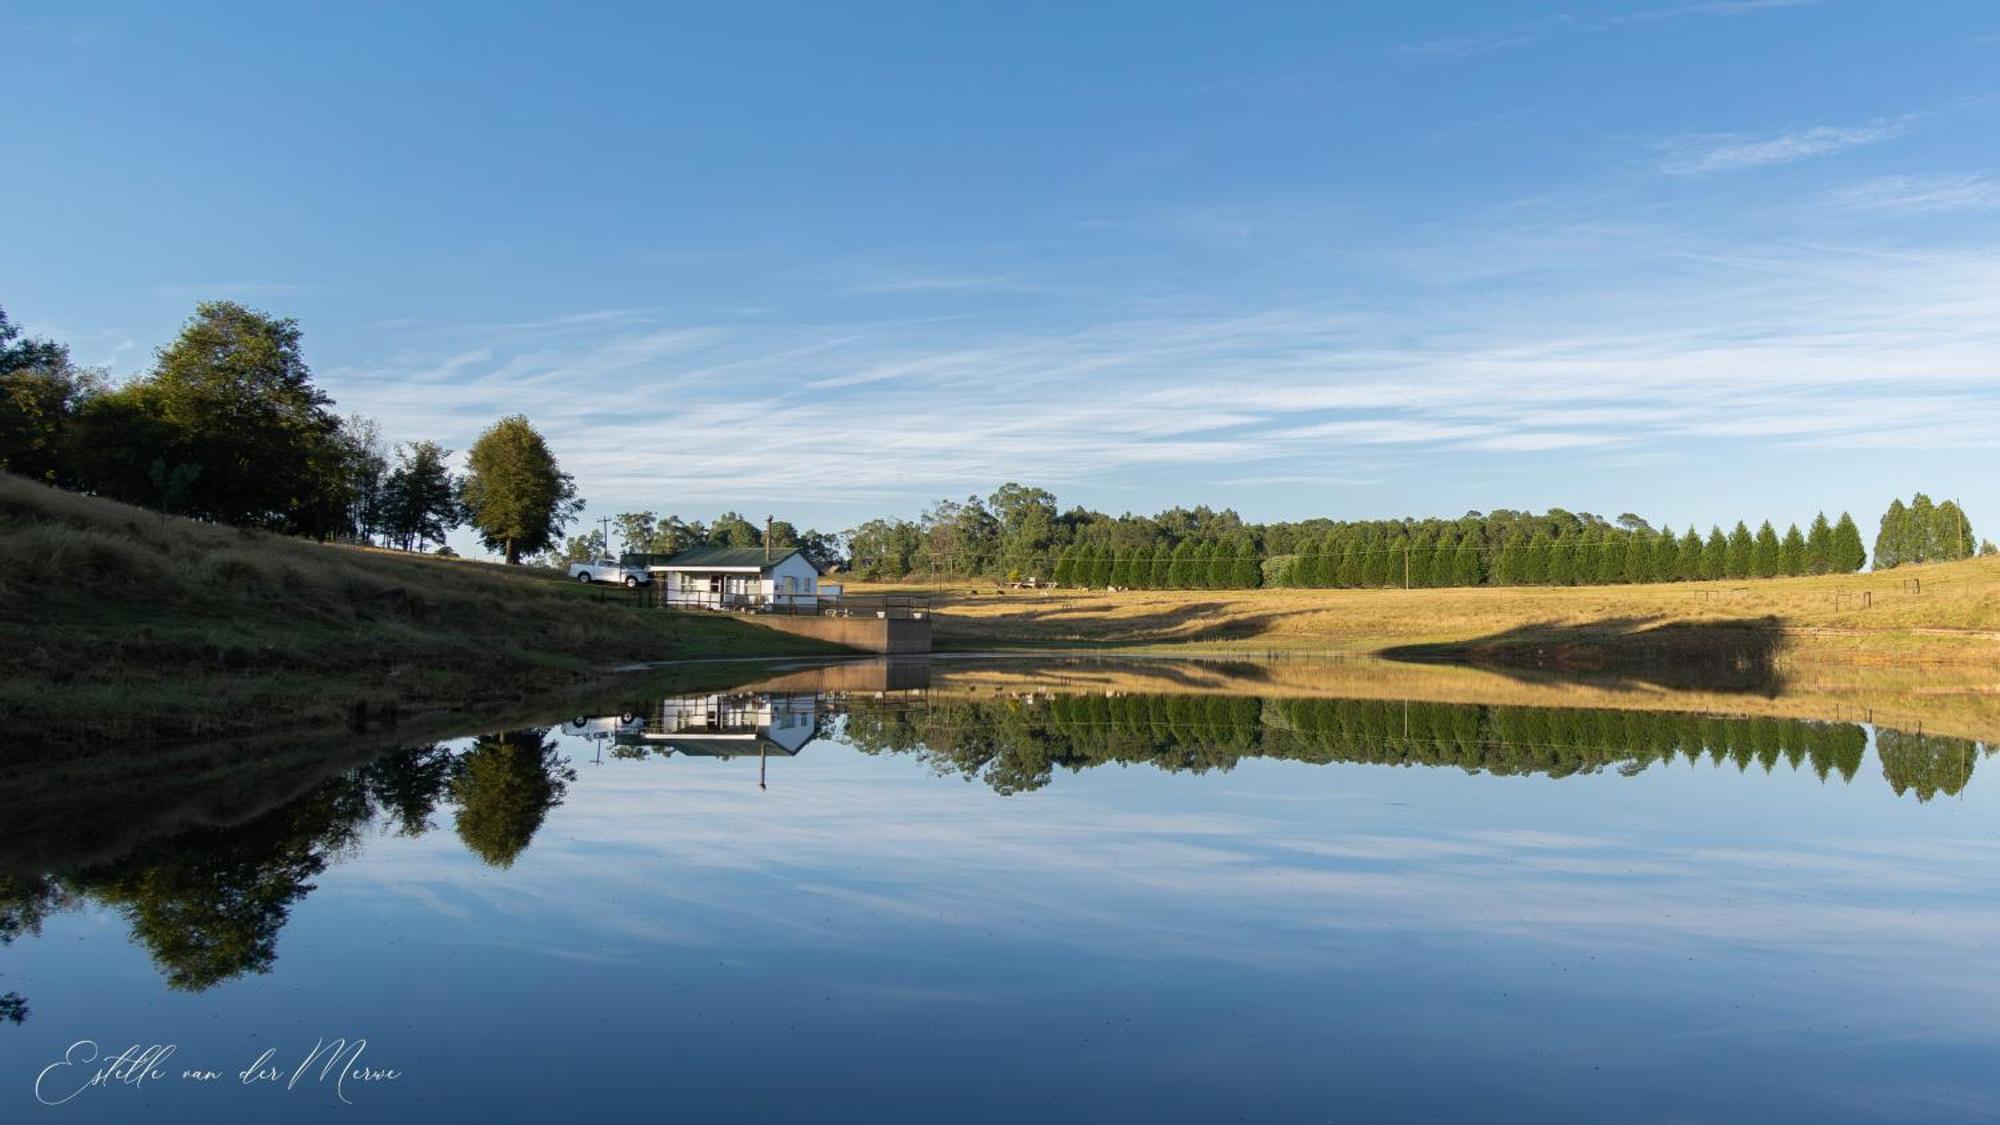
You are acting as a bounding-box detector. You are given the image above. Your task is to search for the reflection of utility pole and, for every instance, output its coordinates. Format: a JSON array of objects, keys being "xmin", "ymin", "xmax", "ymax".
[{"xmin": 759, "ymin": 743, "xmax": 768, "ymax": 791}]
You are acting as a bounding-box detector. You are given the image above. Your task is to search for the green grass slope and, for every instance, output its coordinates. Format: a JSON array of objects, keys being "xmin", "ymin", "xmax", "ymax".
[{"xmin": 0, "ymin": 474, "xmax": 849, "ymax": 743}]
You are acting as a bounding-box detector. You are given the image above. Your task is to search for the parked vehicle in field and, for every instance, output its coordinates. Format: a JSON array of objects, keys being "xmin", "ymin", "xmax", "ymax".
[{"xmin": 568, "ymin": 558, "xmax": 652, "ymax": 587}]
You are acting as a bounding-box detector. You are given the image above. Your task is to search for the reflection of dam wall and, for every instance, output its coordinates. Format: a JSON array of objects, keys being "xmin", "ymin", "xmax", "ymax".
[
  {"xmin": 839, "ymin": 693, "xmax": 1985, "ymax": 800},
  {"xmin": 744, "ymin": 658, "xmax": 934, "ymax": 695}
]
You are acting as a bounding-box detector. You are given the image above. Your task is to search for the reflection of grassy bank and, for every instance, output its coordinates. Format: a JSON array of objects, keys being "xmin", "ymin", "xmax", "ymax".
[
  {"xmin": 841, "ymin": 556, "xmax": 2000, "ymax": 665},
  {"xmin": 0, "ymin": 659, "xmax": 818, "ymax": 876},
  {"xmin": 1, "ymin": 475, "xmax": 848, "ymax": 744},
  {"xmin": 878, "ymin": 656, "xmax": 2000, "ymax": 748}
]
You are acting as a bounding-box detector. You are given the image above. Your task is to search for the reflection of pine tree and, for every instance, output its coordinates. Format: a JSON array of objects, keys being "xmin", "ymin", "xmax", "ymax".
[
  {"xmin": 846, "ymin": 694, "xmax": 1887, "ymax": 799},
  {"xmin": 451, "ymin": 730, "xmax": 575, "ymax": 868},
  {"xmin": 1878, "ymin": 729, "xmax": 1980, "ymax": 802}
]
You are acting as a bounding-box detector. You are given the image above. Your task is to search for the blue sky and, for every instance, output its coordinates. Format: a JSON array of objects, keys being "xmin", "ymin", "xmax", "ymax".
[{"xmin": 5, "ymin": 1, "xmax": 1999, "ymax": 544}]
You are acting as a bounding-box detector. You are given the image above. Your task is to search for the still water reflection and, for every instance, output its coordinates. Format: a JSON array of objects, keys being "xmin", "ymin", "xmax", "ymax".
[{"xmin": 4, "ymin": 658, "xmax": 1999, "ymax": 1122}]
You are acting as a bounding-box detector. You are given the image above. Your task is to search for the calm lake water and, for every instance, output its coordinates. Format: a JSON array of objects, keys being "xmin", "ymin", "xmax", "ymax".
[{"xmin": 4, "ymin": 657, "xmax": 1998, "ymax": 1122}]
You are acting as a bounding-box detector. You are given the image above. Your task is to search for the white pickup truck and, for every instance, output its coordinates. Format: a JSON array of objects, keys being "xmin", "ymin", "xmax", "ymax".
[{"xmin": 568, "ymin": 558, "xmax": 652, "ymax": 587}]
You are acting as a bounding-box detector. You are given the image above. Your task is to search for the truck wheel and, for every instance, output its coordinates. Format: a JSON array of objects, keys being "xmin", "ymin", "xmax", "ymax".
[
  {"xmin": 576, "ymin": 572, "xmax": 592, "ymax": 583},
  {"xmin": 623, "ymin": 576, "xmax": 639, "ymax": 588}
]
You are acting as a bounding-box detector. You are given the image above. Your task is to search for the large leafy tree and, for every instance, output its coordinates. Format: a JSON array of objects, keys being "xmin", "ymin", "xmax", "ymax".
[
  {"xmin": 143, "ymin": 302, "xmax": 350, "ymax": 534},
  {"xmin": 382, "ymin": 440, "xmax": 461, "ymax": 551},
  {"xmin": 339, "ymin": 414, "xmax": 392, "ymax": 544},
  {"xmin": 0, "ymin": 304, "xmax": 98, "ymax": 483},
  {"xmin": 459, "ymin": 415, "xmax": 582, "ymax": 564},
  {"xmin": 708, "ymin": 511, "xmax": 762, "ymax": 548},
  {"xmin": 988, "ymin": 482, "xmax": 1060, "ymax": 579}
]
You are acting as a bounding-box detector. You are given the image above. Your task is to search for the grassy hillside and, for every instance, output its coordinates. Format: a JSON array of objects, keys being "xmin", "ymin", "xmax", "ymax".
[
  {"xmin": 0, "ymin": 474, "xmax": 849, "ymax": 744},
  {"xmin": 840, "ymin": 556, "xmax": 2000, "ymax": 665}
]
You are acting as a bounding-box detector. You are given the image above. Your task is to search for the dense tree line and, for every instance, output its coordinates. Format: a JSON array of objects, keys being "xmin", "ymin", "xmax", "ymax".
[
  {"xmin": 1266, "ymin": 510, "xmax": 1868, "ymax": 589},
  {"xmin": 1, "ymin": 301, "xmax": 583, "ymax": 562},
  {"xmin": 838, "ymin": 483, "xmax": 1885, "ymax": 590},
  {"xmin": 1872, "ymin": 492, "xmax": 1988, "ymax": 570},
  {"xmin": 560, "ymin": 509, "xmax": 844, "ymax": 571}
]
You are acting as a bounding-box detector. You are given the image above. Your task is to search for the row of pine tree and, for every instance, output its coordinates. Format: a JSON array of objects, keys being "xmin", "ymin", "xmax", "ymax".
[
  {"xmin": 1050, "ymin": 536, "xmax": 1261, "ymax": 589},
  {"xmin": 1041, "ymin": 512, "xmax": 1875, "ymax": 590}
]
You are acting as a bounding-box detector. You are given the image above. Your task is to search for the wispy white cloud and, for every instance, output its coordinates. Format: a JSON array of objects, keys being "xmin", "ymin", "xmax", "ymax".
[
  {"xmin": 841, "ymin": 275, "xmax": 1030, "ymax": 296},
  {"xmin": 1659, "ymin": 120, "xmax": 1907, "ymax": 175},
  {"xmin": 323, "ymin": 240, "xmax": 2000, "ymax": 524},
  {"xmin": 1823, "ymin": 172, "xmax": 2000, "ymax": 214},
  {"xmin": 1405, "ymin": 0, "xmax": 1818, "ymax": 57}
]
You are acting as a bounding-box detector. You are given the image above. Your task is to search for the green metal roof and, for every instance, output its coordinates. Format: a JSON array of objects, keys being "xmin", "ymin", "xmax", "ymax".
[{"xmin": 631, "ymin": 545, "xmax": 812, "ymax": 571}]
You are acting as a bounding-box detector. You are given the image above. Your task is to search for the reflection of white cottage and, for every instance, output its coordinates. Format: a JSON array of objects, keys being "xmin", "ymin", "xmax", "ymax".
[
  {"xmin": 560, "ymin": 714, "xmax": 646, "ymax": 740},
  {"xmin": 616, "ymin": 692, "xmax": 820, "ymax": 758},
  {"xmin": 646, "ymin": 546, "xmax": 824, "ymax": 611}
]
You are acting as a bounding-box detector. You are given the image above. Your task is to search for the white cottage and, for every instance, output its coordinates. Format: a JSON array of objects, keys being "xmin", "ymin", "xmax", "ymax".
[{"xmin": 645, "ymin": 546, "xmax": 825, "ymax": 611}]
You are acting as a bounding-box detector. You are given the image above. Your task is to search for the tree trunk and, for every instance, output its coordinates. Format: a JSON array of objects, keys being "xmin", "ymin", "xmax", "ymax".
[{"xmin": 505, "ymin": 537, "xmax": 519, "ymax": 565}]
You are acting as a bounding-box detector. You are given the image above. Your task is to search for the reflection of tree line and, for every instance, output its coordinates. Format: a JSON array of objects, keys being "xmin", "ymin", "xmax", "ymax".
[
  {"xmin": 0, "ymin": 730, "xmax": 573, "ymax": 1010},
  {"xmin": 841, "ymin": 694, "xmax": 1991, "ymax": 802}
]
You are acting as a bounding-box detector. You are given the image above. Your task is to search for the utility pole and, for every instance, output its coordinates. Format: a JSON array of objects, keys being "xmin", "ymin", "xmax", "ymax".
[
  {"xmin": 600, "ymin": 516, "xmax": 613, "ymax": 559},
  {"xmin": 765, "ymin": 514, "xmax": 774, "ymax": 562}
]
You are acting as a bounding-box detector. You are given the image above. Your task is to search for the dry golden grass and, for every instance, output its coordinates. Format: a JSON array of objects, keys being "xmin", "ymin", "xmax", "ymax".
[{"xmin": 840, "ymin": 555, "xmax": 2000, "ymax": 665}]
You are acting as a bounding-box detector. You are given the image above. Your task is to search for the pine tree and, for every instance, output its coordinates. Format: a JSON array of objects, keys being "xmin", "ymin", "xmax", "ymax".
[
  {"xmin": 1779, "ymin": 523, "xmax": 1807, "ymax": 576},
  {"xmin": 1875, "ymin": 499, "xmax": 1908, "ymax": 569},
  {"xmin": 1168, "ymin": 540, "xmax": 1196, "ymax": 588},
  {"xmin": 1358, "ymin": 530, "xmax": 1388, "ymax": 587},
  {"xmin": 1489, "ymin": 530, "xmax": 1515, "ymax": 585},
  {"xmin": 1203, "ymin": 540, "xmax": 1229, "ymax": 589},
  {"xmin": 1341, "ymin": 531, "xmax": 1364, "ymax": 587},
  {"xmin": 1406, "ymin": 530, "xmax": 1434, "ymax": 588},
  {"xmin": 1806, "ymin": 512, "xmax": 1833, "ymax": 575},
  {"xmin": 1727, "ymin": 522, "xmax": 1755, "ymax": 579},
  {"xmin": 1310, "ymin": 532, "xmax": 1339, "ymax": 587},
  {"xmin": 1547, "ymin": 530, "xmax": 1577, "ymax": 586},
  {"xmin": 1598, "ymin": 529, "xmax": 1627, "ymax": 584},
  {"xmin": 1703, "ymin": 526, "xmax": 1728, "ymax": 580},
  {"xmin": 1453, "ymin": 532, "xmax": 1483, "ymax": 586},
  {"xmin": 1652, "ymin": 531, "xmax": 1680, "ymax": 583},
  {"xmin": 1832, "ymin": 512, "xmax": 1866, "ymax": 573},
  {"xmin": 1052, "ymin": 545, "xmax": 1075, "ymax": 586},
  {"xmin": 1753, "ymin": 521, "xmax": 1782, "ymax": 578},
  {"xmin": 1907, "ymin": 493, "xmax": 1938, "ymax": 563},
  {"xmin": 1149, "ymin": 541, "xmax": 1174, "ymax": 589},
  {"xmin": 1678, "ymin": 527, "xmax": 1703, "ymax": 581},
  {"xmin": 1934, "ymin": 499, "xmax": 1973, "ymax": 562},
  {"xmin": 1233, "ymin": 537, "xmax": 1261, "ymax": 588},
  {"xmin": 1523, "ymin": 530, "xmax": 1553, "ymax": 585},
  {"xmin": 1108, "ymin": 549, "xmax": 1134, "ymax": 588},
  {"xmin": 1623, "ymin": 532, "xmax": 1650, "ymax": 584}
]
